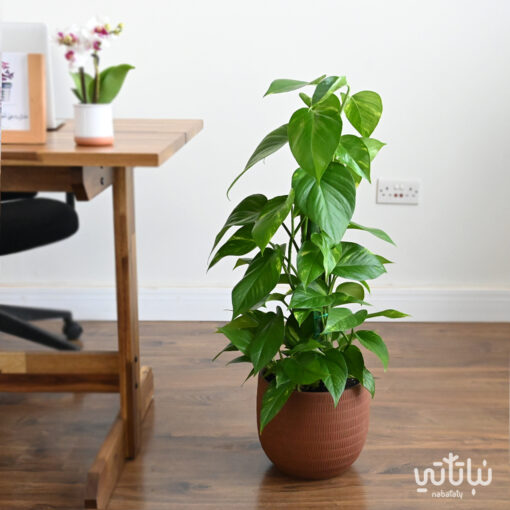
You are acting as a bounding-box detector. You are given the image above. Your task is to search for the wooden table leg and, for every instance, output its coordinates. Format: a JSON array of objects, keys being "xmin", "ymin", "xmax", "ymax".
[
  {"xmin": 112, "ymin": 166, "xmax": 142, "ymax": 459},
  {"xmin": 85, "ymin": 367, "xmax": 154, "ymax": 509},
  {"xmin": 83, "ymin": 167, "xmax": 154, "ymax": 509}
]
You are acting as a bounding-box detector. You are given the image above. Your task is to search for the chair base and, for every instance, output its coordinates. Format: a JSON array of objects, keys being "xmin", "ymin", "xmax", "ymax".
[{"xmin": 0, "ymin": 305, "xmax": 82, "ymax": 351}]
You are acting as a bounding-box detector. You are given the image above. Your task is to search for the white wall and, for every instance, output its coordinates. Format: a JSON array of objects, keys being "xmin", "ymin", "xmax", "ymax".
[{"xmin": 1, "ymin": 0, "xmax": 510, "ymax": 320}]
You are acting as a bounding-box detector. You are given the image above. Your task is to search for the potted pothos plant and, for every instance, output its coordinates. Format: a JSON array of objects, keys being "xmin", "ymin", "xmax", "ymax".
[
  {"xmin": 55, "ymin": 18, "xmax": 134, "ymax": 146},
  {"xmin": 210, "ymin": 74, "xmax": 406, "ymax": 479}
]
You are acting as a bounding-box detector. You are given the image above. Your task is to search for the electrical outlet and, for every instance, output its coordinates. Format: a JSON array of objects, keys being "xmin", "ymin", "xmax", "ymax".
[{"xmin": 377, "ymin": 179, "xmax": 420, "ymax": 205}]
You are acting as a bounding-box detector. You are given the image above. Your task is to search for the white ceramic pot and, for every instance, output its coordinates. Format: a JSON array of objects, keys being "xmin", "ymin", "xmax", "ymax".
[{"xmin": 74, "ymin": 103, "xmax": 114, "ymax": 146}]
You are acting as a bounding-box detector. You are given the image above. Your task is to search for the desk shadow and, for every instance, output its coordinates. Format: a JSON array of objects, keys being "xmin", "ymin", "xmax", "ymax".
[{"xmin": 256, "ymin": 464, "xmax": 367, "ymax": 510}]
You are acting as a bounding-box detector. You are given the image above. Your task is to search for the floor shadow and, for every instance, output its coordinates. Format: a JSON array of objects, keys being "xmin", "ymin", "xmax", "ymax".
[{"xmin": 256, "ymin": 464, "xmax": 367, "ymax": 509}]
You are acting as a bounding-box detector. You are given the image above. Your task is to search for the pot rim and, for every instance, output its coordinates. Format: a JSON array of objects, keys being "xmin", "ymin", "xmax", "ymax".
[{"xmin": 258, "ymin": 372, "xmax": 361, "ymax": 396}]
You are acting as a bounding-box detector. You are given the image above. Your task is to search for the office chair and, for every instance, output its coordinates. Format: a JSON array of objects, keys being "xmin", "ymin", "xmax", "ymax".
[{"xmin": 0, "ymin": 192, "xmax": 83, "ymax": 350}]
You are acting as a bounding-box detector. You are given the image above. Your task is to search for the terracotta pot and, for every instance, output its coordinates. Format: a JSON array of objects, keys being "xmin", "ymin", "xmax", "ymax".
[
  {"xmin": 256, "ymin": 374, "xmax": 370, "ymax": 479},
  {"xmin": 74, "ymin": 103, "xmax": 114, "ymax": 146}
]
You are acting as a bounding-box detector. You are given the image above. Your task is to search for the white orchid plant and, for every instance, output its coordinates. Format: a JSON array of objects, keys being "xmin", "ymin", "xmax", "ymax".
[{"xmin": 56, "ymin": 18, "xmax": 134, "ymax": 104}]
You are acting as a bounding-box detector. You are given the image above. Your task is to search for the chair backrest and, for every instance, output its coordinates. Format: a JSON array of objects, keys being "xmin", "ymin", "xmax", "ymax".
[
  {"xmin": 1, "ymin": 192, "xmax": 38, "ymax": 201},
  {"xmin": 0, "ymin": 194, "xmax": 79, "ymax": 256}
]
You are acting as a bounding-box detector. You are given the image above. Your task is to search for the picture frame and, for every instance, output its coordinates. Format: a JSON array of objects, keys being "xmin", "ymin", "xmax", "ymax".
[{"xmin": 1, "ymin": 53, "xmax": 46, "ymax": 144}]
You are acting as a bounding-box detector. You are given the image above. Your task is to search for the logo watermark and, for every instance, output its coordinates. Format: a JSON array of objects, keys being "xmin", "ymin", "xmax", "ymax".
[{"xmin": 414, "ymin": 452, "xmax": 492, "ymax": 499}]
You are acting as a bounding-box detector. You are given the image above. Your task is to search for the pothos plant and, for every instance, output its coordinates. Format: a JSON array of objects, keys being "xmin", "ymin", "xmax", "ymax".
[{"xmin": 210, "ymin": 74, "xmax": 407, "ymax": 433}]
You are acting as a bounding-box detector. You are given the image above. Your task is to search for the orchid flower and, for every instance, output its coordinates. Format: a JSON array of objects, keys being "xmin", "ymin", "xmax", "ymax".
[
  {"xmin": 55, "ymin": 25, "xmax": 92, "ymax": 70},
  {"xmin": 55, "ymin": 18, "xmax": 128, "ymax": 103}
]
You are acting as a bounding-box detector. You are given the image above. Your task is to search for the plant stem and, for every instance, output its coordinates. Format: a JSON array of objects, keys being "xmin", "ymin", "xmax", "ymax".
[
  {"xmin": 283, "ymin": 256, "xmax": 297, "ymax": 274},
  {"xmin": 304, "ymin": 220, "xmax": 323, "ymax": 339},
  {"xmin": 288, "ymin": 211, "xmax": 295, "ymax": 266},
  {"xmin": 285, "ymin": 211, "xmax": 295, "ymax": 297},
  {"xmin": 293, "ymin": 216, "xmax": 306, "ymax": 236},
  {"xmin": 328, "ymin": 275, "xmax": 337, "ymax": 293},
  {"xmin": 79, "ymin": 67, "xmax": 88, "ymax": 103},
  {"xmin": 280, "ymin": 255, "xmax": 295, "ymax": 290},
  {"xmin": 92, "ymin": 53, "xmax": 100, "ymax": 103},
  {"xmin": 282, "ymin": 222, "xmax": 299, "ymax": 252},
  {"xmin": 283, "ymin": 267, "xmax": 295, "ymax": 291},
  {"xmin": 339, "ymin": 85, "xmax": 350, "ymax": 114},
  {"xmin": 321, "ymin": 308, "xmax": 327, "ymax": 329},
  {"xmin": 313, "ymin": 311, "xmax": 322, "ymax": 339}
]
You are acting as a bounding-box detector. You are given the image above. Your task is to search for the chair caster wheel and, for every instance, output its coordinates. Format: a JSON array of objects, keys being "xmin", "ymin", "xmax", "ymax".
[{"xmin": 63, "ymin": 320, "xmax": 83, "ymax": 340}]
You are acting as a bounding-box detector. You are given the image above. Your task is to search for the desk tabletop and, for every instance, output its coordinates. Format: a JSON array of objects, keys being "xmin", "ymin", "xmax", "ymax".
[{"xmin": 1, "ymin": 119, "xmax": 203, "ymax": 167}]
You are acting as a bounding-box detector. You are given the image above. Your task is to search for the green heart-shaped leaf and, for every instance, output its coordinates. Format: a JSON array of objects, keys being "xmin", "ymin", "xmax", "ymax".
[
  {"xmin": 217, "ymin": 316, "xmax": 257, "ymax": 354},
  {"xmin": 310, "ymin": 231, "xmax": 342, "ymax": 277},
  {"xmin": 282, "ymin": 352, "xmax": 327, "ymax": 385},
  {"xmin": 321, "ymin": 349, "xmax": 348, "ymax": 406},
  {"xmin": 332, "ymin": 242, "xmax": 386, "ymax": 281},
  {"xmin": 232, "ymin": 248, "xmax": 282, "ymax": 317},
  {"xmin": 288, "ymin": 102, "xmax": 342, "ymax": 180},
  {"xmin": 335, "ymin": 135, "xmax": 371, "ymax": 182},
  {"xmin": 296, "ymin": 241, "xmax": 324, "ymax": 287},
  {"xmin": 290, "ymin": 282, "xmax": 363, "ymax": 310},
  {"xmin": 249, "ymin": 309, "xmax": 285, "ymax": 373},
  {"xmin": 344, "ymin": 90, "xmax": 382, "ymax": 137},
  {"xmin": 259, "ymin": 379, "xmax": 294, "ymax": 434},
  {"xmin": 289, "ymin": 339, "xmax": 324, "ymax": 354},
  {"xmin": 312, "ymin": 75, "xmax": 347, "ymax": 105},
  {"xmin": 348, "ymin": 222, "xmax": 395, "ymax": 245},
  {"xmin": 263, "ymin": 75, "xmax": 326, "ymax": 96},
  {"xmin": 209, "ymin": 225, "xmax": 256, "ymax": 269},
  {"xmin": 366, "ymin": 309, "xmax": 409, "ymax": 319},
  {"xmin": 361, "ymin": 137, "xmax": 385, "ymax": 161},
  {"xmin": 211, "ymin": 194, "xmax": 267, "ymax": 253},
  {"xmin": 343, "ymin": 344, "xmax": 365, "ymax": 382},
  {"xmin": 335, "ymin": 282, "xmax": 365, "ymax": 301},
  {"xmin": 228, "ymin": 125, "xmax": 288, "ymax": 196},
  {"xmin": 363, "ymin": 367, "xmax": 375, "ymax": 397},
  {"xmin": 292, "ymin": 163, "xmax": 355, "ymax": 244},
  {"xmin": 299, "ymin": 92, "xmax": 311, "ymax": 106},
  {"xmin": 355, "ymin": 330, "xmax": 389, "ymax": 370},
  {"xmin": 252, "ymin": 191, "xmax": 294, "ymax": 251},
  {"xmin": 323, "ymin": 308, "xmax": 367, "ymax": 333},
  {"xmin": 212, "ymin": 342, "xmax": 238, "ymax": 361}
]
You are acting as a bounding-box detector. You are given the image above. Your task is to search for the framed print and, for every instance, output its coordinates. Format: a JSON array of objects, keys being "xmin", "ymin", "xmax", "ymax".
[{"xmin": 1, "ymin": 53, "xmax": 46, "ymax": 144}]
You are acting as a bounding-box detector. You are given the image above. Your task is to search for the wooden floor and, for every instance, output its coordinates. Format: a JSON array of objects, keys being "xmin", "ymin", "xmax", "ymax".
[{"xmin": 0, "ymin": 322, "xmax": 509, "ymax": 509}]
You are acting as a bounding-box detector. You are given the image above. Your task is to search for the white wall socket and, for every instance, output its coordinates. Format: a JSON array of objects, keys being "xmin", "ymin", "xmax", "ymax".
[{"xmin": 376, "ymin": 179, "xmax": 420, "ymax": 205}]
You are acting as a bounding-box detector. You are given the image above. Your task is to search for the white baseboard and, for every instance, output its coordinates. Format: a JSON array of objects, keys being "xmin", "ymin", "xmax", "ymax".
[{"xmin": 0, "ymin": 287, "xmax": 508, "ymax": 322}]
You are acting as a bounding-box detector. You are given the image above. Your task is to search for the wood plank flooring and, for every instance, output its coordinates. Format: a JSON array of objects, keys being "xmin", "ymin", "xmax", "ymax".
[{"xmin": 0, "ymin": 322, "xmax": 509, "ymax": 509}]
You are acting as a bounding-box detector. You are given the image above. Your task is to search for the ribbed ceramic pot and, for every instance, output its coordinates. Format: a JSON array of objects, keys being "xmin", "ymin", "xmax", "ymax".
[
  {"xmin": 257, "ymin": 374, "xmax": 370, "ymax": 479},
  {"xmin": 74, "ymin": 103, "xmax": 114, "ymax": 146}
]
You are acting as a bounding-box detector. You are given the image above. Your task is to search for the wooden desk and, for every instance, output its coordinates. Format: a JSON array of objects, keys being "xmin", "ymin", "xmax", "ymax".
[{"xmin": 0, "ymin": 119, "xmax": 203, "ymax": 509}]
